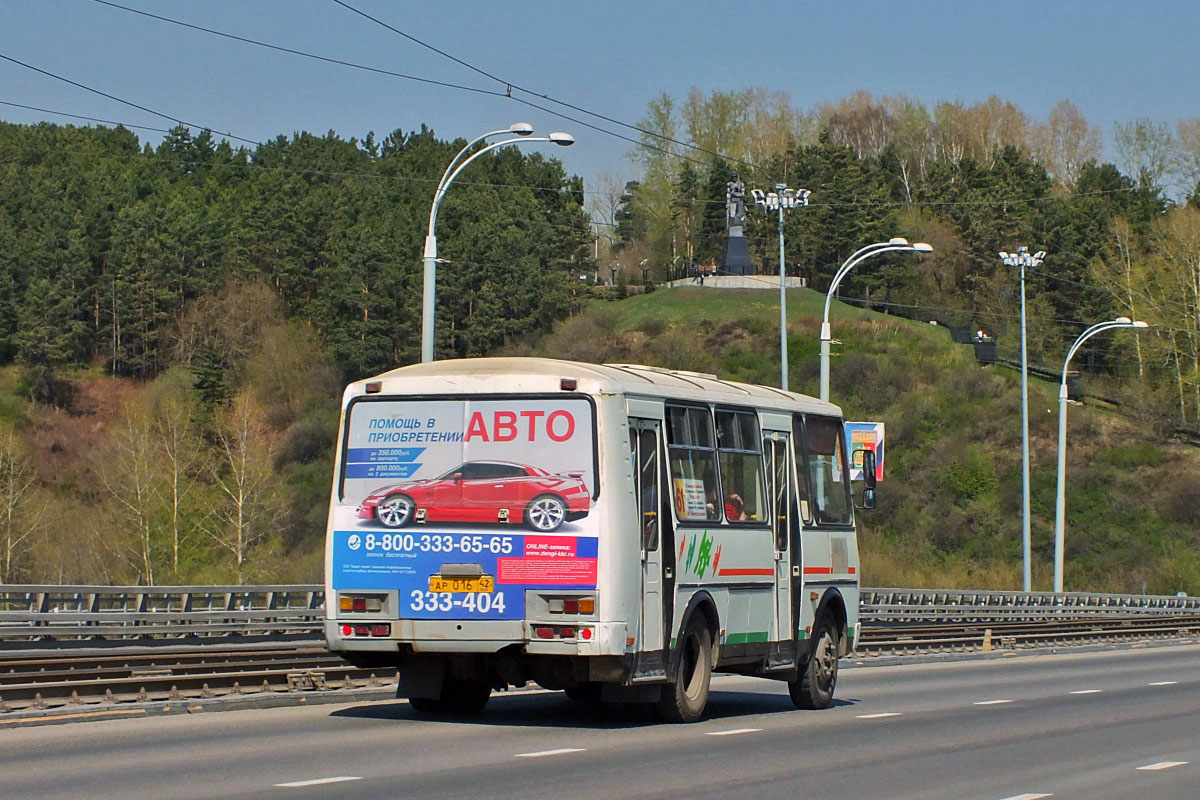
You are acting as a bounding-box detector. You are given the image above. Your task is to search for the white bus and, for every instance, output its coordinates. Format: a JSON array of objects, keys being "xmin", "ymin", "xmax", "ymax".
[{"xmin": 325, "ymin": 357, "xmax": 874, "ymax": 722}]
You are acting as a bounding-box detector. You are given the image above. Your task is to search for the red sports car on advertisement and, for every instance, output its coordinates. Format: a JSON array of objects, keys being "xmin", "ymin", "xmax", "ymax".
[{"xmin": 358, "ymin": 461, "xmax": 591, "ymax": 532}]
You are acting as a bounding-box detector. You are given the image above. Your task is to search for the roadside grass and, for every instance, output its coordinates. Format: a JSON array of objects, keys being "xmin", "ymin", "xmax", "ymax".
[{"xmin": 520, "ymin": 284, "xmax": 1200, "ymax": 594}]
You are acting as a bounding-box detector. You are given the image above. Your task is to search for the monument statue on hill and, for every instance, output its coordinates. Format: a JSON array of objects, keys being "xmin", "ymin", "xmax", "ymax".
[{"xmin": 720, "ymin": 172, "xmax": 752, "ymax": 275}]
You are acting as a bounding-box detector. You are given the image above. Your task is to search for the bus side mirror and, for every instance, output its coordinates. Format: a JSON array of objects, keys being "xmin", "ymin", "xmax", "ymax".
[{"xmin": 856, "ymin": 450, "xmax": 876, "ymax": 510}]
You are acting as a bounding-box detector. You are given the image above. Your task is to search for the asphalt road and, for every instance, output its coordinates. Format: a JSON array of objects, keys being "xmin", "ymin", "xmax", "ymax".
[{"xmin": 2, "ymin": 644, "xmax": 1197, "ymax": 800}]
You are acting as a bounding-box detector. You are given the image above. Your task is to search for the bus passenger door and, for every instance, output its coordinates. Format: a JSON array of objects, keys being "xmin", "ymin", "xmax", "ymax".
[
  {"xmin": 630, "ymin": 419, "xmax": 669, "ymax": 677},
  {"xmin": 765, "ymin": 433, "xmax": 795, "ymax": 668}
]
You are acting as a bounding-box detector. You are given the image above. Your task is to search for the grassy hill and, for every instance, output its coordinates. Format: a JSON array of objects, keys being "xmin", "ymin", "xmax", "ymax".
[{"xmin": 506, "ymin": 286, "xmax": 1200, "ymax": 594}]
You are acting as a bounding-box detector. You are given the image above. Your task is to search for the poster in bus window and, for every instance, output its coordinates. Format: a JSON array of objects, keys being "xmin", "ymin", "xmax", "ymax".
[
  {"xmin": 845, "ymin": 422, "xmax": 885, "ymax": 482},
  {"xmin": 330, "ymin": 398, "xmax": 600, "ymax": 620},
  {"xmin": 672, "ymin": 477, "xmax": 707, "ymax": 520}
]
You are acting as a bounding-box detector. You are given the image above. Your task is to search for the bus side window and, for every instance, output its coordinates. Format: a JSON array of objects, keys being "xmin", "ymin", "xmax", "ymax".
[
  {"xmin": 715, "ymin": 409, "xmax": 764, "ymax": 524},
  {"xmin": 637, "ymin": 427, "xmax": 660, "ymax": 551},
  {"xmin": 765, "ymin": 435, "xmax": 791, "ymax": 550},
  {"xmin": 803, "ymin": 416, "xmax": 852, "ymax": 525},
  {"xmin": 666, "ymin": 405, "xmax": 720, "ymax": 522}
]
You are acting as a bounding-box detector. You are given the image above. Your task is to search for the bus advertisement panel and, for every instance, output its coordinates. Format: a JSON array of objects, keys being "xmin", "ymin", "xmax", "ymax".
[{"xmin": 330, "ymin": 398, "xmax": 597, "ymax": 621}]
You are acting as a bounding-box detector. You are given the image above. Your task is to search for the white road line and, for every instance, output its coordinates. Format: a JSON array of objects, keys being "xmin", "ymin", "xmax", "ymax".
[
  {"xmin": 705, "ymin": 727, "xmax": 761, "ymax": 736},
  {"xmin": 275, "ymin": 777, "xmax": 362, "ymax": 788},
  {"xmin": 996, "ymin": 794, "xmax": 1052, "ymax": 800},
  {"xmin": 1069, "ymin": 689, "xmax": 1102, "ymax": 695},
  {"xmin": 1136, "ymin": 761, "xmax": 1187, "ymax": 771},
  {"xmin": 975, "ymin": 699, "xmax": 1014, "ymax": 705},
  {"xmin": 1148, "ymin": 681, "xmax": 1178, "ymax": 686},
  {"xmin": 857, "ymin": 712, "xmax": 902, "ymax": 719},
  {"xmin": 515, "ymin": 748, "xmax": 587, "ymax": 758}
]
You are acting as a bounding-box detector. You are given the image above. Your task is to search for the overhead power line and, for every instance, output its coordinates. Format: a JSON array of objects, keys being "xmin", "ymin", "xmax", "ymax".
[
  {"xmin": 0, "ymin": 100, "xmax": 175, "ymax": 134},
  {"xmin": 328, "ymin": 0, "xmax": 755, "ymax": 169},
  {"xmin": 0, "ymin": 52, "xmax": 261, "ymax": 146},
  {"xmin": 91, "ymin": 0, "xmax": 715, "ymax": 170},
  {"xmin": 90, "ymin": 0, "xmax": 510, "ymax": 100}
]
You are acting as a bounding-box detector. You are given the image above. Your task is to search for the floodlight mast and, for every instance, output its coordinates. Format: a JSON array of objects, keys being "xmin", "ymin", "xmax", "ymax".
[
  {"xmin": 999, "ymin": 246, "xmax": 1044, "ymax": 593},
  {"xmin": 753, "ymin": 184, "xmax": 810, "ymax": 390}
]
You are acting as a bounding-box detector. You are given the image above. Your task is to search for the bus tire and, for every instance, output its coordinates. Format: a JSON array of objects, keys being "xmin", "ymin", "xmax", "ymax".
[
  {"xmin": 655, "ymin": 617, "xmax": 712, "ymax": 723},
  {"xmin": 789, "ymin": 614, "xmax": 839, "ymax": 710},
  {"xmin": 376, "ymin": 493, "xmax": 415, "ymax": 529},
  {"xmin": 524, "ymin": 494, "xmax": 567, "ymax": 532}
]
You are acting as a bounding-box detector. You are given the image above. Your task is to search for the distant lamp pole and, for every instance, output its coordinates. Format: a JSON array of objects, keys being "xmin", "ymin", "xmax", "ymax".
[
  {"xmin": 608, "ymin": 262, "xmax": 620, "ymax": 284},
  {"xmin": 999, "ymin": 246, "xmax": 1046, "ymax": 593},
  {"xmin": 640, "ymin": 258, "xmax": 650, "ymax": 285},
  {"xmin": 752, "ymin": 184, "xmax": 810, "ymax": 391},
  {"xmin": 820, "ymin": 238, "xmax": 932, "ymax": 402},
  {"xmin": 422, "ymin": 123, "xmax": 574, "ymax": 362},
  {"xmin": 1053, "ymin": 317, "xmax": 1148, "ymax": 593}
]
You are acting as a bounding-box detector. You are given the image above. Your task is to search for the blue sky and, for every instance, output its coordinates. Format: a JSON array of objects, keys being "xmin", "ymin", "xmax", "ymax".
[{"xmin": 3, "ymin": 0, "xmax": 1199, "ymax": 188}]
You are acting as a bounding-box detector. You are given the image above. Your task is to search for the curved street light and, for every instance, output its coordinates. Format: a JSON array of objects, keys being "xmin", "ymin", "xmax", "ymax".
[
  {"xmin": 421, "ymin": 125, "xmax": 575, "ymax": 362},
  {"xmin": 819, "ymin": 238, "xmax": 932, "ymax": 402},
  {"xmin": 1053, "ymin": 317, "xmax": 1148, "ymax": 592}
]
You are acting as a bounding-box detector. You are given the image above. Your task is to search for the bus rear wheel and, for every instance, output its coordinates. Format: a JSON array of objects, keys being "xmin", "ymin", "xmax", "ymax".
[
  {"xmin": 789, "ymin": 615, "xmax": 839, "ymax": 710},
  {"xmin": 655, "ymin": 617, "xmax": 712, "ymax": 723}
]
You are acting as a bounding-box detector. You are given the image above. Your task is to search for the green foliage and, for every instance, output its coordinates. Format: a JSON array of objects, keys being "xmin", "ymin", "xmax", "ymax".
[
  {"xmin": 939, "ymin": 444, "xmax": 998, "ymax": 503},
  {"xmin": 521, "ymin": 286, "xmax": 1200, "ymax": 593},
  {"xmin": 0, "ymin": 120, "xmax": 589, "ymax": 379}
]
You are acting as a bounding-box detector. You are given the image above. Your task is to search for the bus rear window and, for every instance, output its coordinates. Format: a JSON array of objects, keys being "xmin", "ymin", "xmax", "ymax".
[{"xmin": 340, "ymin": 397, "xmax": 595, "ymax": 506}]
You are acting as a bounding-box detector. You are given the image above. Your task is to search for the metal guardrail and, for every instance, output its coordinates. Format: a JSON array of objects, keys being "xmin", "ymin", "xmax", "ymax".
[
  {"xmin": 0, "ymin": 585, "xmax": 323, "ymax": 645},
  {"xmin": 1, "ymin": 584, "xmax": 1197, "ymax": 645}
]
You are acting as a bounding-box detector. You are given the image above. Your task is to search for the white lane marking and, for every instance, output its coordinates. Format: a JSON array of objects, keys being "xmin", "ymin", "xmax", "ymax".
[
  {"xmin": 857, "ymin": 712, "xmax": 902, "ymax": 719},
  {"xmin": 975, "ymin": 699, "xmax": 1014, "ymax": 705},
  {"xmin": 1069, "ymin": 689, "xmax": 1102, "ymax": 695},
  {"xmin": 275, "ymin": 777, "xmax": 362, "ymax": 788},
  {"xmin": 705, "ymin": 727, "xmax": 761, "ymax": 736},
  {"xmin": 515, "ymin": 748, "xmax": 586, "ymax": 758},
  {"xmin": 1148, "ymin": 681, "xmax": 1178, "ymax": 686},
  {"xmin": 996, "ymin": 794, "xmax": 1052, "ymax": 800},
  {"xmin": 1136, "ymin": 761, "xmax": 1187, "ymax": 771}
]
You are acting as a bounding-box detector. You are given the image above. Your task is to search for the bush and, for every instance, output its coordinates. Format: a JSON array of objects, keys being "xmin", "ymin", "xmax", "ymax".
[
  {"xmin": 21, "ymin": 365, "xmax": 76, "ymax": 411},
  {"xmin": 939, "ymin": 444, "xmax": 998, "ymax": 503}
]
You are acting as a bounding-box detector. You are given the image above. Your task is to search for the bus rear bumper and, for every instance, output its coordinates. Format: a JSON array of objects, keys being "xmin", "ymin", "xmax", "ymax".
[{"xmin": 325, "ymin": 619, "xmax": 627, "ymax": 656}]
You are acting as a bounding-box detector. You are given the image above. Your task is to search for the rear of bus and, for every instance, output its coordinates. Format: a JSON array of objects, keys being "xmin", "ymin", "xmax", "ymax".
[{"xmin": 324, "ymin": 360, "xmax": 625, "ymax": 709}]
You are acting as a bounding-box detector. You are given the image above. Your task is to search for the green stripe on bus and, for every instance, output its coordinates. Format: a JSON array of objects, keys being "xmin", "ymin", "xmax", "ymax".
[
  {"xmin": 724, "ymin": 631, "xmax": 769, "ymax": 645},
  {"xmin": 796, "ymin": 630, "xmax": 808, "ymax": 641}
]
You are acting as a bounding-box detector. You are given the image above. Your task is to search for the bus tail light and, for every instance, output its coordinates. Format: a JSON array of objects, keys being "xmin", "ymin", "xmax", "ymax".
[
  {"xmin": 353, "ymin": 624, "xmax": 369, "ymax": 636},
  {"xmin": 535, "ymin": 627, "xmax": 555, "ymax": 639},
  {"xmin": 339, "ymin": 594, "xmax": 384, "ymax": 612},
  {"xmin": 558, "ymin": 627, "xmax": 576, "ymax": 638},
  {"xmin": 580, "ymin": 628, "xmax": 592, "ymax": 640},
  {"xmin": 547, "ymin": 595, "xmax": 595, "ymax": 615},
  {"xmin": 369, "ymin": 624, "xmax": 391, "ymax": 637}
]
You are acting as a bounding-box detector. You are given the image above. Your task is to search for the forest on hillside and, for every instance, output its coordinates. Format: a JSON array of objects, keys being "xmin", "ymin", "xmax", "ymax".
[
  {"xmin": 603, "ymin": 92, "xmax": 1200, "ymax": 432},
  {"xmin": 1, "ymin": 88, "xmax": 1199, "ymax": 586}
]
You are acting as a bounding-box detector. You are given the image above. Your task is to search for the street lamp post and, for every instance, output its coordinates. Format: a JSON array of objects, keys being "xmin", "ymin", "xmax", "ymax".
[
  {"xmin": 820, "ymin": 238, "xmax": 932, "ymax": 402},
  {"xmin": 751, "ymin": 184, "xmax": 810, "ymax": 391},
  {"xmin": 1053, "ymin": 317, "xmax": 1148, "ymax": 592},
  {"xmin": 999, "ymin": 247, "xmax": 1045, "ymax": 593},
  {"xmin": 421, "ymin": 124, "xmax": 575, "ymax": 362}
]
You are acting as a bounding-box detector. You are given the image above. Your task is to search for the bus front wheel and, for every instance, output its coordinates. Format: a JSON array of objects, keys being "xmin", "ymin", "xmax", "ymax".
[
  {"xmin": 655, "ymin": 617, "xmax": 712, "ymax": 723},
  {"xmin": 789, "ymin": 615, "xmax": 839, "ymax": 710}
]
